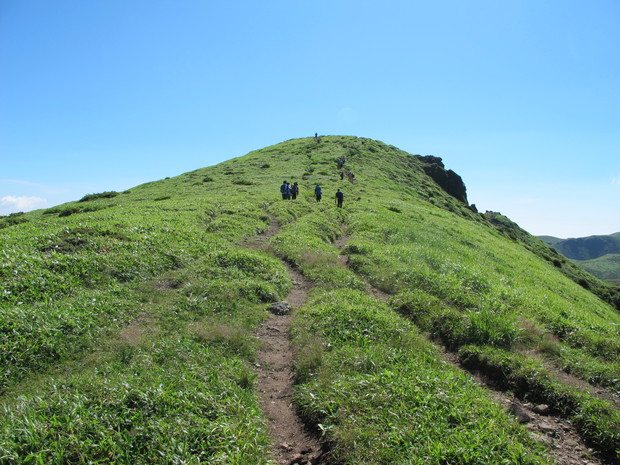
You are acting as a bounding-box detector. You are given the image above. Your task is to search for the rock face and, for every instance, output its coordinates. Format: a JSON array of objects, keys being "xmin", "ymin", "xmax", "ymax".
[{"xmin": 415, "ymin": 155, "xmax": 468, "ymax": 204}]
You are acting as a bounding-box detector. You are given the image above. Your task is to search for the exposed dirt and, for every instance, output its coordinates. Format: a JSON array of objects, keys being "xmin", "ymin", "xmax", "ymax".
[
  {"xmin": 441, "ymin": 352, "xmax": 604, "ymax": 465},
  {"xmin": 249, "ymin": 214, "xmax": 328, "ymax": 464},
  {"xmin": 256, "ymin": 267, "xmax": 326, "ymax": 465},
  {"xmin": 336, "ymin": 227, "xmax": 607, "ymax": 465},
  {"xmin": 548, "ymin": 360, "xmax": 620, "ymax": 410}
]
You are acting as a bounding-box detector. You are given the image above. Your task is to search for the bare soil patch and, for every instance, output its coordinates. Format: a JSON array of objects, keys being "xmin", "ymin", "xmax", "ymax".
[
  {"xmin": 248, "ymin": 213, "xmax": 327, "ymax": 464},
  {"xmin": 547, "ymin": 360, "xmax": 620, "ymax": 410},
  {"xmin": 441, "ymin": 351, "xmax": 605, "ymax": 465},
  {"xmin": 255, "ymin": 267, "xmax": 325, "ymax": 465}
]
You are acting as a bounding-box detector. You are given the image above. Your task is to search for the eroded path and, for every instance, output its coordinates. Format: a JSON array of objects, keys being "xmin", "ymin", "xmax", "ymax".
[
  {"xmin": 246, "ymin": 216, "xmax": 325, "ymax": 465},
  {"xmin": 256, "ymin": 266, "xmax": 324, "ymax": 465},
  {"xmin": 335, "ymin": 224, "xmax": 605, "ymax": 465}
]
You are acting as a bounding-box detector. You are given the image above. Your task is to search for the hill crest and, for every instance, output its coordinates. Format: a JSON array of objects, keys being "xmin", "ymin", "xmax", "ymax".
[{"xmin": 1, "ymin": 135, "xmax": 620, "ymax": 463}]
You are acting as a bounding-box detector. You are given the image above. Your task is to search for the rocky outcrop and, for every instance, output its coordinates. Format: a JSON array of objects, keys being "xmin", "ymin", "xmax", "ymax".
[{"xmin": 414, "ymin": 155, "xmax": 468, "ymax": 204}]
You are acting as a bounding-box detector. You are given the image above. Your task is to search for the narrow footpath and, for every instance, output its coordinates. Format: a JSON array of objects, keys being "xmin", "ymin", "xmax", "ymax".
[
  {"xmin": 334, "ymin": 224, "xmax": 604, "ymax": 465},
  {"xmin": 256, "ymin": 266, "xmax": 324, "ymax": 465},
  {"xmin": 245, "ymin": 216, "xmax": 325, "ymax": 465}
]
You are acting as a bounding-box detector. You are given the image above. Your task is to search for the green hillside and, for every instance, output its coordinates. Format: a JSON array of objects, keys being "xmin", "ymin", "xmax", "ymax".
[
  {"xmin": 540, "ymin": 233, "xmax": 620, "ymax": 282},
  {"xmin": 576, "ymin": 254, "xmax": 620, "ymax": 284},
  {"xmin": 552, "ymin": 233, "xmax": 620, "ymax": 261},
  {"xmin": 1, "ymin": 136, "xmax": 620, "ymax": 464},
  {"xmin": 537, "ymin": 235, "xmax": 563, "ymax": 246}
]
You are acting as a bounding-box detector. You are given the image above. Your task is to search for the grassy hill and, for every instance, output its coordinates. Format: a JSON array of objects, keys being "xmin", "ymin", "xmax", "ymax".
[
  {"xmin": 1, "ymin": 136, "xmax": 620, "ymax": 464},
  {"xmin": 575, "ymin": 254, "xmax": 620, "ymax": 284},
  {"xmin": 549, "ymin": 233, "xmax": 620, "ymax": 261},
  {"xmin": 540, "ymin": 233, "xmax": 620, "ymax": 283}
]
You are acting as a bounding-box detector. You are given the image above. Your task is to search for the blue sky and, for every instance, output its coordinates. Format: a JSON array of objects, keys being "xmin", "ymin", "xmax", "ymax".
[{"xmin": 1, "ymin": 1, "xmax": 619, "ymax": 238}]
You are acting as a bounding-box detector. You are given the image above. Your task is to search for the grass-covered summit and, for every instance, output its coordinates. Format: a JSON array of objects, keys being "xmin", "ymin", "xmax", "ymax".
[{"xmin": 1, "ymin": 136, "xmax": 620, "ymax": 464}]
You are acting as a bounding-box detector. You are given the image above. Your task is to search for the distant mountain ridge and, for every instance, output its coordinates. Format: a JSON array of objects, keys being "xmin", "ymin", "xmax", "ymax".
[
  {"xmin": 540, "ymin": 232, "xmax": 620, "ymax": 260},
  {"xmin": 539, "ymin": 232, "xmax": 620, "ymax": 282}
]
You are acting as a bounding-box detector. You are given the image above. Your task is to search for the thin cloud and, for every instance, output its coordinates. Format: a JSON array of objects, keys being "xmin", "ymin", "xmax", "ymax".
[
  {"xmin": 0, "ymin": 179, "xmax": 47, "ymax": 188},
  {"xmin": 612, "ymin": 177, "xmax": 620, "ymax": 186},
  {"xmin": 0, "ymin": 196, "xmax": 47, "ymax": 214},
  {"xmin": 0, "ymin": 179, "xmax": 68, "ymax": 195}
]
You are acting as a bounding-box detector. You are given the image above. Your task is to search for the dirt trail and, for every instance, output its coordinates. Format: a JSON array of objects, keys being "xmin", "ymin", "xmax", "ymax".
[
  {"xmin": 246, "ymin": 216, "xmax": 326, "ymax": 465},
  {"xmin": 335, "ymin": 227, "xmax": 605, "ymax": 465},
  {"xmin": 256, "ymin": 267, "xmax": 324, "ymax": 465},
  {"xmin": 441, "ymin": 352, "xmax": 604, "ymax": 465}
]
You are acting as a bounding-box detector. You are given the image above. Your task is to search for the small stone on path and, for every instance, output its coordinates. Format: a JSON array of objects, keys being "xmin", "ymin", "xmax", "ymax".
[{"xmin": 268, "ymin": 302, "xmax": 291, "ymax": 315}]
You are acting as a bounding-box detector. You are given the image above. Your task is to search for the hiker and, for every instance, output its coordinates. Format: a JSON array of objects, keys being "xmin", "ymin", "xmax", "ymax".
[
  {"xmin": 314, "ymin": 184, "xmax": 322, "ymax": 202},
  {"xmin": 340, "ymin": 171, "xmax": 344, "ymax": 180},
  {"xmin": 291, "ymin": 182, "xmax": 299, "ymax": 200},
  {"xmin": 335, "ymin": 189, "xmax": 344, "ymax": 208},
  {"xmin": 347, "ymin": 171, "xmax": 355, "ymax": 183},
  {"xmin": 280, "ymin": 180, "xmax": 290, "ymax": 200}
]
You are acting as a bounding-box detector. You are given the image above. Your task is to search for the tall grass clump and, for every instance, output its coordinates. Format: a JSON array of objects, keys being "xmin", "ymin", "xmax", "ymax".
[
  {"xmin": 290, "ymin": 289, "xmax": 550, "ymax": 464},
  {"xmin": 459, "ymin": 345, "xmax": 620, "ymax": 462},
  {"xmin": 0, "ymin": 335, "xmax": 272, "ymax": 464}
]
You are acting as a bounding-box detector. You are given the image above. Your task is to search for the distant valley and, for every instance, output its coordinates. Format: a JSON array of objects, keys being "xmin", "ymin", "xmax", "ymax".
[{"xmin": 539, "ymin": 232, "xmax": 620, "ymax": 283}]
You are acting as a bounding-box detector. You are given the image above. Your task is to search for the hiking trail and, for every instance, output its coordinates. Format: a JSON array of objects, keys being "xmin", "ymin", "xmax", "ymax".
[
  {"xmin": 245, "ymin": 215, "xmax": 326, "ymax": 465},
  {"xmin": 335, "ymin": 224, "xmax": 605, "ymax": 465}
]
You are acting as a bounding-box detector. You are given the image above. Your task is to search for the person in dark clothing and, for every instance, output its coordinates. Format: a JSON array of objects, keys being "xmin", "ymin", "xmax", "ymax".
[
  {"xmin": 280, "ymin": 181, "xmax": 290, "ymax": 200},
  {"xmin": 291, "ymin": 182, "xmax": 299, "ymax": 200},
  {"xmin": 314, "ymin": 184, "xmax": 322, "ymax": 202},
  {"xmin": 335, "ymin": 189, "xmax": 344, "ymax": 208},
  {"xmin": 340, "ymin": 171, "xmax": 344, "ymax": 180}
]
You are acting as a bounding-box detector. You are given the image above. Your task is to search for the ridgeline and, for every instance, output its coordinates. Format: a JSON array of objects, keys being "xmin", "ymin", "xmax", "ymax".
[
  {"xmin": 540, "ymin": 233, "xmax": 620, "ymax": 284},
  {"xmin": 1, "ymin": 136, "xmax": 620, "ymax": 464}
]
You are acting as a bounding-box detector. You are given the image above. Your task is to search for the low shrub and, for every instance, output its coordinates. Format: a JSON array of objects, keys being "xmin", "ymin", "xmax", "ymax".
[{"xmin": 79, "ymin": 191, "xmax": 119, "ymax": 202}]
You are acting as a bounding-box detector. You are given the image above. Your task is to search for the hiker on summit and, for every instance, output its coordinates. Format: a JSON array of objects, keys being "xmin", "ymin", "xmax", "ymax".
[
  {"xmin": 280, "ymin": 181, "xmax": 290, "ymax": 200},
  {"xmin": 314, "ymin": 184, "xmax": 322, "ymax": 202},
  {"xmin": 335, "ymin": 189, "xmax": 344, "ymax": 208},
  {"xmin": 291, "ymin": 182, "xmax": 299, "ymax": 200}
]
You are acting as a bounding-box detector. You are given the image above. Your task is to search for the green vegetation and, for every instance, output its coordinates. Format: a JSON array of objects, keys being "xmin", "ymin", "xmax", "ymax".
[
  {"xmin": 79, "ymin": 191, "xmax": 121, "ymax": 202},
  {"xmin": 540, "ymin": 232, "xmax": 620, "ymax": 283},
  {"xmin": 575, "ymin": 254, "xmax": 620, "ymax": 283},
  {"xmin": 1, "ymin": 136, "xmax": 619, "ymax": 463},
  {"xmin": 459, "ymin": 345, "xmax": 620, "ymax": 461},
  {"xmin": 291, "ymin": 289, "xmax": 549, "ymax": 464},
  {"xmin": 547, "ymin": 233, "xmax": 620, "ymax": 261}
]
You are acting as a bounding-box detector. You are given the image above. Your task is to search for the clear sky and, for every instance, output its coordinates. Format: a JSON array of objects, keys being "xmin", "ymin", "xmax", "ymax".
[{"xmin": 1, "ymin": 1, "xmax": 619, "ymax": 238}]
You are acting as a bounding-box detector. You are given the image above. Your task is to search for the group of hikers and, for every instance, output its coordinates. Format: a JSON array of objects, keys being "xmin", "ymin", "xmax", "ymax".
[
  {"xmin": 279, "ymin": 181, "xmax": 299, "ymax": 200},
  {"xmin": 279, "ymin": 135, "xmax": 353, "ymax": 208},
  {"xmin": 280, "ymin": 181, "xmax": 345, "ymax": 208}
]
